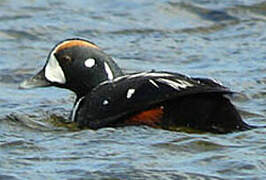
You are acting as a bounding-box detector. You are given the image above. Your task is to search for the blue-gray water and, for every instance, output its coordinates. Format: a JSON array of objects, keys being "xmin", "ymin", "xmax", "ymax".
[{"xmin": 0, "ymin": 0, "xmax": 265, "ymax": 179}]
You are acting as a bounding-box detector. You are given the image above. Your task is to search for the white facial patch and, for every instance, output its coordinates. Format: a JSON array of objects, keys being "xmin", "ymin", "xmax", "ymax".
[
  {"xmin": 126, "ymin": 88, "xmax": 135, "ymax": 99},
  {"xmin": 104, "ymin": 62, "xmax": 114, "ymax": 80},
  {"xmin": 84, "ymin": 58, "xmax": 96, "ymax": 68},
  {"xmin": 45, "ymin": 53, "xmax": 66, "ymax": 84}
]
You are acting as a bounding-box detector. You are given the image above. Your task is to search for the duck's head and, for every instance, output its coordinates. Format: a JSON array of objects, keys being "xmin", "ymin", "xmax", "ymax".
[{"xmin": 20, "ymin": 38, "xmax": 123, "ymax": 97}]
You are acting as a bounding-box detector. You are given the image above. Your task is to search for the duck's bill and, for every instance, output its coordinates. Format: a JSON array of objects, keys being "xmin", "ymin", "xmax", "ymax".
[{"xmin": 19, "ymin": 69, "xmax": 52, "ymax": 89}]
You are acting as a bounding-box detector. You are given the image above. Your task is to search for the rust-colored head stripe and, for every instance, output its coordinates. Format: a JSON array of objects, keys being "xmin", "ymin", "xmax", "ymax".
[{"xmin": 56, "ymin": 40, "xmax": 99, "ymax": 52}]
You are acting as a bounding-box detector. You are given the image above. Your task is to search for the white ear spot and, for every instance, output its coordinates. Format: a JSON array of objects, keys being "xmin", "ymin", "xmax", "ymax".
[
  {"xmin": 84, "ymin": 58, "xmax": 96, "ymax": 68},
  {"xmin": 45, "ymin": 53, "xmax": 66, "ymax": 84},
  {"xmin": 126, "ymin": 88, "xmax": 135, "ymax": 99}
]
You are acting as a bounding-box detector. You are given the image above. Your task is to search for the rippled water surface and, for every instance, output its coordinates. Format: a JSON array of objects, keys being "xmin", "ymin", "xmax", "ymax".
[{"xmin": 0, "ymin": 0, "xmax": 265, "ymax": 179}]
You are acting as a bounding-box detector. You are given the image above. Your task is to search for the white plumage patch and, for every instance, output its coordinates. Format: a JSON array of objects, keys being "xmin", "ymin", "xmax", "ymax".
[
  {"xmin": 71, "ymin": 97, "xmax": 85, "ymax": 122},
  {"xmin": 84, "ymin": 58, "xmax": 95, "ymax": 68},
  {"xmin": 146, "ymin": 72, "xmax": 174, "ymax": 78},
  {"xmin": 104, "ymin": 62, "xmax": 114, "ymax": 80},
  {"xmin": 113, "ymin": 75, "xmax": 129, "ymax": 82},
  {"xmin": 156, "ymin": 78, "xmax": 193, "ymax": 90},
  {"xmin": 210, "ymin": 78, "xmax": 223, "ymax": 86},
  {"xmin": 126, "ymin": 72, "xmax": 149, "ymax": 79},
  {"xmin": 149, "ymin": 79, "xmax": 159, "ymax": 88},
  {"xmin": 126, "ymin": 72, "xmax": 174, "ymax": 80},
  {"xmin": 126, "ymin": 88, "xmax": 135, "ymax": 99},
  {"xmin": 45, "ymin": 53, "xmax": 66, "ymax": 84},
  {"xmin": 103, "ymin": 99, "xmax": 109, "ymax": 105},
  {"xmin": 176, "ymin": 79, "xmax": 194, "ymax": 88}
]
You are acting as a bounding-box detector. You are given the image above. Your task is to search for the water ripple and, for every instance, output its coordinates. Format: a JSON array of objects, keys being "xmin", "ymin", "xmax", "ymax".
[
  {"xmin": 168, "ymin": 2, "xmax": 239, "ymax": 22},
  {"xmin": 0, "ymin": 29, "xmax": 40, "ymax": 40},
  {"xmin": 0, "ymin": 0, "xmax": 265, "ymax": 179},
  {"xmin": 0, "ymin": 15, "xmax": 32, "ymax": 21}
]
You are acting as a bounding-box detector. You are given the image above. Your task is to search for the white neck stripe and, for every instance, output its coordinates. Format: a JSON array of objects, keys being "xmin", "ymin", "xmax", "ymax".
[{"xmin": 71, "ymin": 97, "xmax": 85, "ymax": 122}]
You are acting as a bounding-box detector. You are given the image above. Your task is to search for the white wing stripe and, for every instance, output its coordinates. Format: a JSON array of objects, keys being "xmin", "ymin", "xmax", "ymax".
[
  {"xmin": 156, "ymin": 78, "xmax": 193, "ymax": 90},
  {"xmin": 145, "ymin": 72, "xmax": 174, "ymax": 77},
  {"xmin": 149, "ymin": 79, "xmax": 159, "ymax": 88}
]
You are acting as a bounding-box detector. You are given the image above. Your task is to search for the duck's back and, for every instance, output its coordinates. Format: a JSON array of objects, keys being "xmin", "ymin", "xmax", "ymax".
[{"xmin": 74, "ymin": 71, "xmax": 251, "ymax": 133}]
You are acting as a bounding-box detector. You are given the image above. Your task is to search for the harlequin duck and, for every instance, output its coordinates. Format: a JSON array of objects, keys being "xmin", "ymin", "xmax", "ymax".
[{"xmin": 20, "ymin": 38, "xmax": 256, "ymax": 133}]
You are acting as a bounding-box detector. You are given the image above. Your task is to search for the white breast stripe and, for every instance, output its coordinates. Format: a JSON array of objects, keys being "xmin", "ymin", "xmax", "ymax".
[
  {"xmin": 71, "ymin": 97, "xmax": 85, "ymax": 122},
  {"xmin": 126, "ymin": 88, "xmax": 135, "ymax": 99},
  {"xmin": 104, "ymin": 62, "xmax": 114, "ymax": 80},
  {"xmin": 45, "ymin": 53, "xmax": 66, "ymax": 84},
  {"xmin": 149, "ymin": 79, "xmax": 159, "ymax": 88}
]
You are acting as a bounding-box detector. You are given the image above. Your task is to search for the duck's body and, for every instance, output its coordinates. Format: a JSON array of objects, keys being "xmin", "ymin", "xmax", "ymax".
[
  {"xmin": 20, "ymin": 38, "xmax": 256, "ymax": 133},
  {"xmin": 74, "ymin": 71, "xmax": 251, "ymax": 133}
]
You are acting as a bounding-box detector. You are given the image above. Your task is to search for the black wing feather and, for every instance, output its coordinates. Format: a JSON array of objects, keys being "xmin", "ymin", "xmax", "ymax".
[{"xmin": 75, "ymin": 71, "xmax": 233, "ymax": 129}]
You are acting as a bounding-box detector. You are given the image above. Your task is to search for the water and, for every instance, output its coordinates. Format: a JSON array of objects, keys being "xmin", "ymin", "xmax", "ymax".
[{"xmin": 0, "ymin": 0, "xmax": 265, "ymax": 179}]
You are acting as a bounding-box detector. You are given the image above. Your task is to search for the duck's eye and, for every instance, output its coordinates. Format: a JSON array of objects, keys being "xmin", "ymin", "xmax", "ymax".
[{"xmin": 61, "ymin": 55, "xmax": 72, "ymax": 64}]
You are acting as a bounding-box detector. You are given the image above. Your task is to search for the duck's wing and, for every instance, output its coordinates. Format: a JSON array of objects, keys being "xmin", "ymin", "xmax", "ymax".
[{"xmin": 75, "ymin": 71, "xmax": 233, "ymax": 129}]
